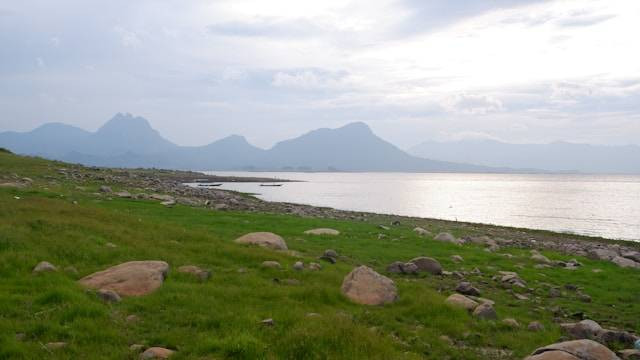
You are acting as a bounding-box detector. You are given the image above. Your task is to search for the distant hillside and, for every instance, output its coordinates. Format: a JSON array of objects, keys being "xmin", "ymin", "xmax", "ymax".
[
  {"xmin": 0, "ymin": 113, "xmax": 500, "ymax": 172},
  {"xmin": 408, "ymin": 139, "xmax": 640, "ymax": 174}
]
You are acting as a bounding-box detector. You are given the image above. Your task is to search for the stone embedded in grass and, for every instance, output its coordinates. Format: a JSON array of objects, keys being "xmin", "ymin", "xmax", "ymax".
[
  {"xmin": 386, "ymin": 261, "xmax": 418, "ymax": 274},
  {"xmin": 408, "ymin": 257, "xmax": 442, "ymax": 275},
  {"xmin": 78, "ymin": 261, "xmax": 169, "ymax": 297},
  {"xmin": 178, "ymin": 265, "xmax": 211, "ymax": 281},
  {"xmin": 528, "ymin": 321, "xmax": 545, "ymax": 332},
  {"xmin": 413, "ymin": 227, "xmax": 431, "ymax": 236},
  {"xmin": 99, "ymin": 185, "xmax": 112, "ymax": 193},
  {"xmin": 261, "ymin": 318, "xmax": 275, "ymax": 326},
  {"xmin": 524, "ymin": 339, "xmax": 617, "ymax": 360},
  {"xmin": 532, "ymin": 254, "xmax": 552, "ymax": 264},
  {"xmin": 130, "ymin": 344, "xmax": 144, "ymax": 352},
  {"xmin": 451, "ymin": 255, "xmax": 464, "ymax": 263},
  {"xmin": 304, "ymin": 228, "xmax": 340, "ymax": 235},
  {"xmin": 502, "ymin": 318, "xmax": 520, "ymax": 328},
  {"xmin": 45, "ymin": 342, "xmax": 67, "ymax": 350},
  {"xmin": 455, "ymin": 282, "xmax": 481, "ymax": 296},
  {"xmin": 434, "ymin": 232, "xmax": 460, "ymax": 244},
  {"xmin": 308, "ymin": 262, "xmax": 322, "ymax": 271},
  {"xmin": 140, "ymin": 347, "xmax": 174, "ymax": 359},
  {"xmin": 97, "ymin": 289, "xmax": 121, "ymax": 303},
  {"xmin": 341, "ymin": 266, "xmax": 398, "ymax": 306},
  {"xmin": 444, "ymin": 294, "xmax": 479, "ymax": 311},
  {"xmin": 33, "ymin": 261, "xmax": 57, "ymax": 274},
  {"xmin": 292, "ymin": 261, "xmax": 304, "ymax": 271},
  {"xmin": 234, "ymin": 232, "xmax": 288, "ymax": 250},
  {"xmin": 115, "ymin": 190, "xmax": 132, "ymax": 198},
  {"xmin": 261, "ymin": 261, "xmax": 281, "ymax": 269},
  {"xmin": 612, "ymin": 256, "xmax": 640, "ymax": 269},
  {"xmin": 472, "ymin": 303, "xmax": 497, "ymax": 320}
]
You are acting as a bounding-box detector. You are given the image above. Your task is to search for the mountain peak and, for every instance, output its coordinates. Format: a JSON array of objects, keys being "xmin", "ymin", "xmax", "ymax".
[
  {"xmin": 98, "ymin": 113, "xmax": 153, "ymax": 134},
  {"xmin": 338, "ymin": 121, "xmax": 372, "ymax": 134}
]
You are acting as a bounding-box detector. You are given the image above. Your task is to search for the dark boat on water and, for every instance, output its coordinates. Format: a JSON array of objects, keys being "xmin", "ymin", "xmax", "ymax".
[
  {"xmin": 260, "ymin": 184, "xmax": 283, "ymax": 187},
  {"xmin": 198, "ymin": 183, "xmax": 223, "ymax": 187}
]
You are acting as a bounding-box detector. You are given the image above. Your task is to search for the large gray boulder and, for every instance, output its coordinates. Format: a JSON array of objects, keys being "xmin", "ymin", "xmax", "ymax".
[
  {"xmin": 234, "ymin": 232, "xmax": 288, "ymax": 250},
  {"xmin": 79, "ymin": 261, "xmax": 169, "ymax": 297},
  {"xmin": 341, "ymin": 266, "xmax": 398, "ymax": 305},
  {"xmin": 408, "ymin": 257, "xmax": 442, "ymax": 275},
  {"xmin": 525, "ymin": 339, "xmax": 620, "ymax": 360}
]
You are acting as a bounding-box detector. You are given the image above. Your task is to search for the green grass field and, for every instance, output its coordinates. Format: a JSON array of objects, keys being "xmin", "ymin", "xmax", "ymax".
[{"xmin": 1, "ymin": 151, "xmax": 639, "ymax": 359}]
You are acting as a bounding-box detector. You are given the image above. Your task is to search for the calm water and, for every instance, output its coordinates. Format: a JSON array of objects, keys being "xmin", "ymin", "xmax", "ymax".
[{"xmin": 202, "ymin": 172, "xmax": 640, "ymax": 241}]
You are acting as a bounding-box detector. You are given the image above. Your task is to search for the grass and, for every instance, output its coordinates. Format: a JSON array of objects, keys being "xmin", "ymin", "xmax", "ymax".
[{"xmin": 1, "ymin": 152, "xmax": 639, "ymax": 359}]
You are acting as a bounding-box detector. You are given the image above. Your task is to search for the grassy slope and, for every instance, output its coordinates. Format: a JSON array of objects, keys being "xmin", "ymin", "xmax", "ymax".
[{"xmin": 1, "ymin": 152, "xmax": 639, "ymax": 359}]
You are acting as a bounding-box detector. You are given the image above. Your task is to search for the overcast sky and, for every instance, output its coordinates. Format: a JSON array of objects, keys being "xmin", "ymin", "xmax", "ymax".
[{"xmin": 1, "ymin": 0, "xmax": 639, "ymax": 149}]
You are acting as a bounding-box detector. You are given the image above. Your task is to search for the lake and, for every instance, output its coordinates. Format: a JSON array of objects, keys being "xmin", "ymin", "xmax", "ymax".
[{"xmin": 202, "ymin": 172, "xmax": 640, "ymax": 241}]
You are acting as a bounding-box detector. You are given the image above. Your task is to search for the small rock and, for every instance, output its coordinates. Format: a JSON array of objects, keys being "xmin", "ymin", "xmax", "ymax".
[
  {"xmin": 130, "ymin": 344, "xmax": 145, "ymax": 352},
  {"xmin": 378, "ymin": 225, "xmax": 390, "ymax": 231},
  {"xmin": 578, "ymin": 293, "xmax": 592, "ymax": 303},
  {"xmin": 472, "ymin": 303, "xmax": 497, "ymax": 320},
  {"xmin": 45, "ymin": 342, "xmax": 67, "ymax": 350},
  {"xmin": 261, "ymin": 261, "xmax": 281, "ymax": 269},
  {"xmin": 439, "ymin": 335, "xmax": 454, "ymax": 345},
  {"xmin": 451, "ymin": 255, "xmax": 464, "ymax": 263},
  {"xmin": 178, "ymin": 265, "xmax": 211, "ymax": 281},
  {"xmin": 528, "ymin": 321, "xmax": 545, "ymax": 332},
  {"xmin": 235, "ymin": 232, "xmax": 288, "ymax": 250},
  {"xmin": 456, "ymin": 282, "xmax": 481, "ymax": 296},
  {"xmin": 413, "ymin": 227, "xmax": 431, "ymax": 236},
  {"xmin": 97, "ymin": 289, "xmax": 121, "ymax": 303},
  {"xmin": 408, "ymin": 256, "xmax": 442, "ymax": 275},
  {"xmin": 503, "ymin": 318, "xmax": 521, "ymax": 328},
  {"xmin": 434, "ymin": 232, "xmax": 459, "ymax": 244},
  {"xmin": 33, "ymin": 261, "xmax": 57, "ymax": 274},
  {"xmin": 140, "ymin": 347, "xmax": 174, "ymax": 359},
  {"xmin": 308, "ymin": 262, "xmax": 322, "ymax": 271},
  {"xmin": 105, "ymin": 242, "xmax": 117, "ymax": 248},
  {"xmin": 324, "ymin": 249, "xmax": 338, "ymax": 258},
  {"xmin": 116, "ymin": 190, "xmax": 132, "ymax": 198},
  {"xmin": 99, "ymin": 185, "xmax": 112, "ymax": 193},
  {"xmin": 126, "ymin": 314, "xmax": 140, "ymax": 323},
  {"xmin": 304, "ymin": 228, "xmax": 340, "ymax": 235},
  {"xmin": 531, "ymin": 254, "xmax": 551, "ymax": 264},
  {"xmin": 445, "ymin": 294, "xmax": 479, "ymax": 311},
  {"xmin": 261, "ymin": 318, "xmax": 275, "ymax": 326},
  {"xmin": 292, "ymin": 261, "xmax": 304, "ymax": 271},
  {"xmin": 549, "ymin": 288, "xmax": 562, "ymax": 298}
]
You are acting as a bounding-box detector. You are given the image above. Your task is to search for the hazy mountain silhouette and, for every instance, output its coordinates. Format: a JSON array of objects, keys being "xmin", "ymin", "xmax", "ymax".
[
  {"xmin": 0, "ymin": 113, "xmax": 503, "ymax": 172},
  {"xmin": 409, "ymin": 139, "xmax": 640, "ymax": 174}
]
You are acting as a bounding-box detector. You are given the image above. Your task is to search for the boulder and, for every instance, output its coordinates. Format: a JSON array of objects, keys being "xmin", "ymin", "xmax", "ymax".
[
  {"xmin": 234, "ymin": 232, "xmax": 288, "ymax": 250},
  {"xmin": 178, "ymin": 265, "xmax": 211, "ymax": 281},
  {"xmin": 141, "ymin": 347, "xmax": 174, "ymax": 359},
  {"xmin": 78, "ymin": 261, "xmax": 169, "ymax": 297},
  {"xmin": 525, "ymin": 339, "xmax": 619, "ymax": 360},
  {"xmin": 341, "ymin": 266, "xmax": 398, "ymax": 305},
  {"xmin": 99, "ymin": 185, "xmax": 112, "ymax": 193},
  {"xmin": 444, "ymin": 294, "xmax": 479, "ymax": 311},
  {"xmin": 612, "ymin": 256, "xmax": 640, "ymax": 269},
  {"xmin": 560, "ymin": 320, "xmax": 603, "ymax": 340},
  {"xmin": 588, "ymin": 249, "xmax": 618, "ymax": 261},
  {"xmin": 434, "ymin": 232, "xmax": 459, "ymax": 244},
  {"xmin": 408, "ymin": 257, "xmax": 442, "ymax": 275},
  {"xmin": 387, "ymin": 261, "xmax": 419, "ymax": 274},
  {"xmin": 472, "ymin": 303, "xmax": 497, "ymax": 320},
  {"xmin": 387, "ymin": 261, "xmax": 404, "ymax": 274},
  {"xmin": 261, "ymin": 261, "xmax": 281, "ymax": 269},
  {"xmin": 293, "ymin": 261, "xmax": 304, "ymax": 271},
  {"xmin": 116, "ymin": 190, "xmax": 132, "ymax": 198},
  {"xmin": 621, "ymin": 251, "xmax": 640, "ymax": 263},
  {"xmin": 33, "ymin": 261, "xmax": 57, "ymax": 274},
  {"xmin": 324, "ymin": 249, "xmax": 338, "ymax": 258},
  {"xmin": 304, "ymin": 228, "xmax": 340, "ymax": 235}
]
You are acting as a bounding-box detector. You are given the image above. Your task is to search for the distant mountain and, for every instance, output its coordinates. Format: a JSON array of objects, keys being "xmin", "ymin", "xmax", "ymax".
[
  {"xmin": 0, "ymin": 113, "xmax": 502, "ymax": 172},
  {"xmin": 408, "ymin": 139, "xmax": 640, "ymax": 174}
]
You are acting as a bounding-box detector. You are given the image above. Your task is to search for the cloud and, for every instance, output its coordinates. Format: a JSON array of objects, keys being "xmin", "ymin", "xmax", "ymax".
[
  {"xmin": 114, "ymin": 25, "xmax": 141, "ymax": 47},
  {"xmin": 443, "ymin": 93, "xmax": 504, "ymax": 115},
  {"xmin": 271, "ymin": 69, "xmax": 350, "ymax": 91},
  {"xmin": 555, "ymin": 12, "xmax": 615, "ymax": 27},
  {"xmin": 208, "ymin": 17, "xmax": 323, "ymax": 38}
]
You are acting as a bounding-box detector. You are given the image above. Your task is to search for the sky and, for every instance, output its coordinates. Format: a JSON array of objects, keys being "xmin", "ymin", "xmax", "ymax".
[{"xmin": 1, "ymin": 0, "xmax": 640, "ymax": 149}]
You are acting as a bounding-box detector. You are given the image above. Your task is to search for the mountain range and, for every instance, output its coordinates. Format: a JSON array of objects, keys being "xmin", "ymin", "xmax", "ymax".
[
  {"xmin": 0, "ymin": 113, "xmax": 498, "ymax": 172},
  {"xmin": 408, "ymin": 139, "xmax": 640, "ymax": 174}
]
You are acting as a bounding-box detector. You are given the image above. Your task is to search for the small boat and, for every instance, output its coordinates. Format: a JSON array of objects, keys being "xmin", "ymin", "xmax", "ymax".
[
  {"xmin": 260, "ymin": 184, "xmax": 282, "ymax": 187},
  {"xmin": 198, "ymin": 183, "xmax": 222, "ymax": 187}
]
